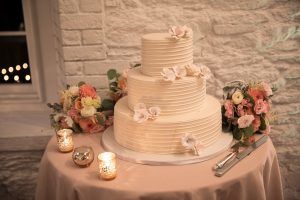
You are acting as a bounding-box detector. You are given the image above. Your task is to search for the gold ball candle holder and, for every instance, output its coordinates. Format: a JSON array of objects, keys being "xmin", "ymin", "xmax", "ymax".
[
  {"xmin": 98, "ymin": 152, "xmax": 117, "ymax": 180},
  {"xmin": 56, "ymin": 129, "xmax": 74, "ymax": 153}
]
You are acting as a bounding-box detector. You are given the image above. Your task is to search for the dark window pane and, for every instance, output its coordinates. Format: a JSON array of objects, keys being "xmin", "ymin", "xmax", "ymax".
[
  {"xmin": 0, "ymin": 36, "xmax": 31, "ymax": 84},
  {"xmin": 0, "ymin": 0, "xmax": 25, "ymax": 31}
]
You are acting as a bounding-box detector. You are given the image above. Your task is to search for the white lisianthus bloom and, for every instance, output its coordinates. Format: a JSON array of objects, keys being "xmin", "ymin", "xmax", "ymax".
[
  {"xmin": 161, "ymin": 68, "xmax": 176, "ymax": 82},
  {"xmin": 80, "ymin": 106, "xmax": 97, "ymax": 117},
  {"xmin": 148, "ymin": 106, "xmax": 161, "ymax": 120},
  {"xmin": 232, "ymin": 90, "xmax": 244, "ymax": 105},
  {"xmin": 172, "ymin": 66, "xmax": 187, "ymax": 79},
  {"xmin": 68, "ymin": 86, "xmax": 79, "ymax": 96}
]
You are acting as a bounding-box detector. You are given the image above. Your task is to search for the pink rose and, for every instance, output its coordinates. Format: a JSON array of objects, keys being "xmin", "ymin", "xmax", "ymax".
[
  {"xmin": 224, "ymin": 100, "xmax": 234, "ymax": 119},
  {"xmin": 67, "ymin": 107, "xmax": 80, "ymax": 123},
  {"xmin": 237, "ymin": 115, "xmax": 255, "ymax": 128},
  {"xmin": 252, "ymin": 116, "xmax": 261, "ymax": 132},
  {"xmin": 254, "ymin": 99, "xmax": 269, "ymax": 114},
  {"xmin": 248, "ymin": 88, "xmax": 264, "ymax": 101},
  {"xmin": 79, "ymin": 84, "xmax": 97, "ymax": 98},
  {"xmin": 79, "ymin": 118, "xmax": 104, "ymax": 133}
]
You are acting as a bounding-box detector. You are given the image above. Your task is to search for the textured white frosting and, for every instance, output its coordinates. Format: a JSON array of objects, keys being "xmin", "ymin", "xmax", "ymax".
[
  {"xmin": 141, "ymin": 33, "xmax": 193, "ymax": 77},
  {"xmin": 114, "ymin": 95, "xmax": 221, "ymax": 154},
  {"xmin": 127, "ymin": 68, "xmax": 206, "ymax": 115}
]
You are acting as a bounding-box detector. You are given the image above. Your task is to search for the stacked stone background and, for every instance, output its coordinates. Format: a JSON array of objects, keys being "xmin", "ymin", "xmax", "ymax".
[{"xmin": 0, "ymin": 0, "xmax": 299, "ymax": 199}]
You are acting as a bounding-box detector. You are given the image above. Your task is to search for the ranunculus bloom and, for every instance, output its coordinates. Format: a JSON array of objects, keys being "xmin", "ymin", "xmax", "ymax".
[
  {"xmin": 161, "ymin": 68, "xmax": 176, "ymax": 82},
  {"xmin": 237, "ymin": 104, "xmax": 245, "ymax": 116},
  {"xmin": 224, "ymin": 100, "xmax": 234, "ymax": 119},
  {"xmin": 248, "ymin": 88, "xmax": 264, "ymax": 101},
  {"xmin": 79, "ymin": 84, "xmax": 97, "ymax": 98},
  {"xmin": 254, "ymin": 99, "xmax": 269, "ymax": 114},
  {"xmin": 261, "ymin": 82, "xmax": 273, "ymax": 97},
  {"xmin": 79, "ymin": 118, "xmax": 104, "ymax": 133},
  {"xmin": 232, "ymin": 90, "xmax": 244, "ymax": 105},
  {"xmin": 80, "ymin": 106, "xmax": 97, "ymax": 117},
  {"xmin": 252, "ymin": 116, "xmax": 261, "ymax": 132},
  {"xmin": 237, "ymin": 115, "xmax": 255, "ymax": 128}
]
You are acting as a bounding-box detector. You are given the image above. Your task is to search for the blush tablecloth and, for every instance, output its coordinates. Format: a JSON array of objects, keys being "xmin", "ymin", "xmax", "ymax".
[{"xmin": 35, "ymin": 133, "xmax": 283, "ymax": 200}]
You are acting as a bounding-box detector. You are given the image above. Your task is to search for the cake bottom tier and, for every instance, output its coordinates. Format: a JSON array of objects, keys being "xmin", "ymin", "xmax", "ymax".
[{"xmin": 114, "ymin": 95, "xmax": 222, "ymax": 154}]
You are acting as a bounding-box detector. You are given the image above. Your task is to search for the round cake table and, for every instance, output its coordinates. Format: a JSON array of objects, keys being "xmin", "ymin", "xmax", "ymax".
[{"xmin": 35, "ymin": 133, "xmax": 283, "ymax": 200}]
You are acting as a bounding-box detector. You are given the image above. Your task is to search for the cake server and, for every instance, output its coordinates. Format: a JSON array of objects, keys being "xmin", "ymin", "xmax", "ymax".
[
  {"xmin": 213, "ymin": 141, "xmax": 240, "ymax": 170},
  {"xmin": 215, "ymin": 135, "xmax": 268, "ymax": 177}
]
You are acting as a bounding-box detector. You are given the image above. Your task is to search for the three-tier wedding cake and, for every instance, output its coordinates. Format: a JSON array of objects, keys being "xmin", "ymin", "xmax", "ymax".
[{"xmin": 112, "ymin": 26, "xmax": 225, "ymax": 156}]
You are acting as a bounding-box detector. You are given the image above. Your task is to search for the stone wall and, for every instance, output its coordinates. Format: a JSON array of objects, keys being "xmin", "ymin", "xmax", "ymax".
[{"xmin": 0, "ymin": 0, "xmax": 299, "ymax": 199}]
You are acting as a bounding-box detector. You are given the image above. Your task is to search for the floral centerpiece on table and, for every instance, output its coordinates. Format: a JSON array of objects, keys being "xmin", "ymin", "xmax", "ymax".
[
  {"xmin": 222, "ymin": 80, "xmax": 276, "ymax": 145},
  {"xmin": 47, "ymin": 82, "xmax": 114, "ymax": 133}
]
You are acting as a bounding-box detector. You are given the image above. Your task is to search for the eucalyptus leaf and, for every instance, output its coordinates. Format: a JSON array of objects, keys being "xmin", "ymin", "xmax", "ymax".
[
  {"xmin": 101, "ymin": 99, "xmax": 115, "ymax": 111},
  {"xmin": 233, "ymin": 126, "xmax": 242, "ymax": 140},
  {"xmin": 259, "ymin": 116, "xmax": 267, "ymax": 131},
  {"xmin": 107, "ymin": 69, "xmax": 118, "ymax": 80}
]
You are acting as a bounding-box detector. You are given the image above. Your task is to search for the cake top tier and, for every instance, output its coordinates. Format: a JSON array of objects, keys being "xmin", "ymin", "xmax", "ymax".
[{"xmin": 141, "ymin": 28, "xmax": 193, "ymax": 77}]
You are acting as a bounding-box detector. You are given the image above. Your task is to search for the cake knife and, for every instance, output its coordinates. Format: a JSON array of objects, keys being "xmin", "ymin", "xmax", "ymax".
[
  {"xmin": 215, "ymin": 135, "xmax": 268, "ymax": 177},
  {"xmin": 213, "ymin": 142, "xmax": 240, "ymax": 170}
]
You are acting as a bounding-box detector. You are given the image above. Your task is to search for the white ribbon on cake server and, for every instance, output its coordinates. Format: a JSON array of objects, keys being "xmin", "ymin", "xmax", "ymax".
[{"xmin": 181, "ymin": 133, "xmax": 204, "ymax": 156}]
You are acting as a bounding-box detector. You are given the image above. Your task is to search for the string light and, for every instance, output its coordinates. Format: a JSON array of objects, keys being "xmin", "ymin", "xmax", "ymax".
[
  {"xmin": 16, "ymin": 65, "xmax": 21, "ymax": 71},
  {"xmin": 1, "ymin": 69, "xmax": 6, "ymax": 74},
  {"xmin": 14, "ymin": 75, "xmax": 19, "ymax": 82},
  {"xmin": 8, "ymin": 67, "xmax": 14, "ymax": 73},
  {"xmin": 23, "ymin": 63, "xmax": 28, "ymax": 69},
  {"xmin": 4, "ymin": 75, "xmax": 9, "ymax": 81},
  {"xmin": 25, "ymin": 75, "xmax": 31, "ymax": 81}
]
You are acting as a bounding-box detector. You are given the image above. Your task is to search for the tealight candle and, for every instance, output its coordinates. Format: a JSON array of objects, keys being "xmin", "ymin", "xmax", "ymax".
[
  {"xmin": 56, "ymin": 129, "xmax": 74, "ymax": 153},
  {"xmin": 98, "ymin": 152, "xmax": 117, "ymax": 180}
]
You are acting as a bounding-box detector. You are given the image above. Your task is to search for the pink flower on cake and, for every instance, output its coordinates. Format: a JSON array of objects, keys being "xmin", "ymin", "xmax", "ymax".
[
  {"xmin": 172, "ymin": 66, "xmax": 187, "ymax": 79},
  {"xmin": 185, "ymin": 63, "xmax": 200, "ymax": 76},
  {"xmin": 181, "ymin": 133, "xmax": 197, "ymax": 150},
  {"xmin": 254, "ymin": 99, "xmax": 269, "ymax": 114},
  {"xmin": 237, "ymin": 115, "xmax": 255, "ymax": 128},
  {"xmin": 148, "ymin": 106, "xmax": 161, "ymax": 120},
  {"xmin": 224, "ymin": 100, "xmax": 234, "ymax": 119},
  {"xmin": 261, "ymin": 82, "xmax": 273, "ymax": 97},
  {"xmin": 133, "ymin": 109, "xmax": 149, "ymax": 123},
  {"xmin": 79, "ymin": 84, "xmax": 97, "ymax": 98},
  {"xmin": 169, "ymin": 25, "xmax": 192, "ymax": 40},
  {"xmin": 198, "ymin": 65, "xmax": 212, "ymax": 80},
  {"xmin": 161, "ymin": 68, "xmax": 176, "ymax": 82}
]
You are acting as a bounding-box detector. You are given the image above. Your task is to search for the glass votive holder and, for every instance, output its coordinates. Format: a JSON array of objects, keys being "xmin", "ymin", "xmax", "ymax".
[
  {"xmin": 98, "ymin": 152, "xmax": 117, "ymax": 180},
  {"xmin": 56, "ymin": 129, "xmax": 74, "ymax": 153},
  {"xmin": 72, "ymin": 146, "xmax": 94, "ymax": 167}
]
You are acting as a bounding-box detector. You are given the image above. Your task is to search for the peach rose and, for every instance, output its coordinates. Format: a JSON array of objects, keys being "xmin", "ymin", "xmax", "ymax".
[
  {"xmin": 79, "ymin": 84, "xmax": 97, "ymax": 98},
  {"xmin": 78, "ymin": 118, "xmax": 104, "ymax": 133}
]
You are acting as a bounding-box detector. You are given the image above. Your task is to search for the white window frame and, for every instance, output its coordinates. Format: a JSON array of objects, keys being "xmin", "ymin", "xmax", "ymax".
[{"xmin": 0, "ymin": 0, "xmax": 60, "ymax": 112}]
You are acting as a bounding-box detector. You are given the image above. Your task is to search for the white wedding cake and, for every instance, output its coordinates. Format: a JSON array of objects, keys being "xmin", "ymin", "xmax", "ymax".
[{"xmin": 113, "ymin": 27, "xmax": 222, "ymax": 155}]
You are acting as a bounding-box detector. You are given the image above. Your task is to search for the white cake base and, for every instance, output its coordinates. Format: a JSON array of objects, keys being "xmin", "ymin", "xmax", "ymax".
[{"xmin": 101, "ymin": 127, "xmax": 233, "ymax": 165}]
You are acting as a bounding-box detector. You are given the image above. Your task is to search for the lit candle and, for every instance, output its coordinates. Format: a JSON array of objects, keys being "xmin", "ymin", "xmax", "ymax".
[
  {"xmin": 56, "ymin": 129, "xmax": 74, "ymax": 153},
  {"xmin": 98, "ymin": 152, "xmax": 117, "ymax": 180}
]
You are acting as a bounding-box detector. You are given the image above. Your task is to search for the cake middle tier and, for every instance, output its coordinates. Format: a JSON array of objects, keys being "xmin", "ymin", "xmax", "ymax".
[
  {"xmin": 127, "ymin": 68, "xmax": 206, "ymax": 116},
  {"xmin": 114, "ymin": 95, "xmax": 222, "ymax": 154}
]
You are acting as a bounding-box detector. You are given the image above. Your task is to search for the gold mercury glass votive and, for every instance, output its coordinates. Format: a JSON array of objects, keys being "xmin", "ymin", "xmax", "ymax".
[
  {"xmin": 72, "ymin": 146, "xmax": 94, "ymax": 167},
  {"xmin": 56, "ymin": 129, "xmax": 74, "ymax": 153},
  {"xmin": 98, "ymin": 152, "xmax": 117, "ymax": 180}
]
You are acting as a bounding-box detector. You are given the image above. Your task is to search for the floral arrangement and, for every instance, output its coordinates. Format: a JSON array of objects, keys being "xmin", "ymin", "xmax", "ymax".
[
  {"xmin": 161, "ymin": 64, "xmax": 211, "ymax": 82},
  {"xmin": 169, "ymin": 25, "xmax": 192, "ymax": 40},
  {"xmin": 48, "ymin": 82, "xmax": 114, "ymax": 133},
  {"xmin": 222, "ymin": 80, "xmax": 276, "ymax": 145},
  {"xmin": 133, "ymin": 103, "xmax": 161, "ymax": 123}
]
